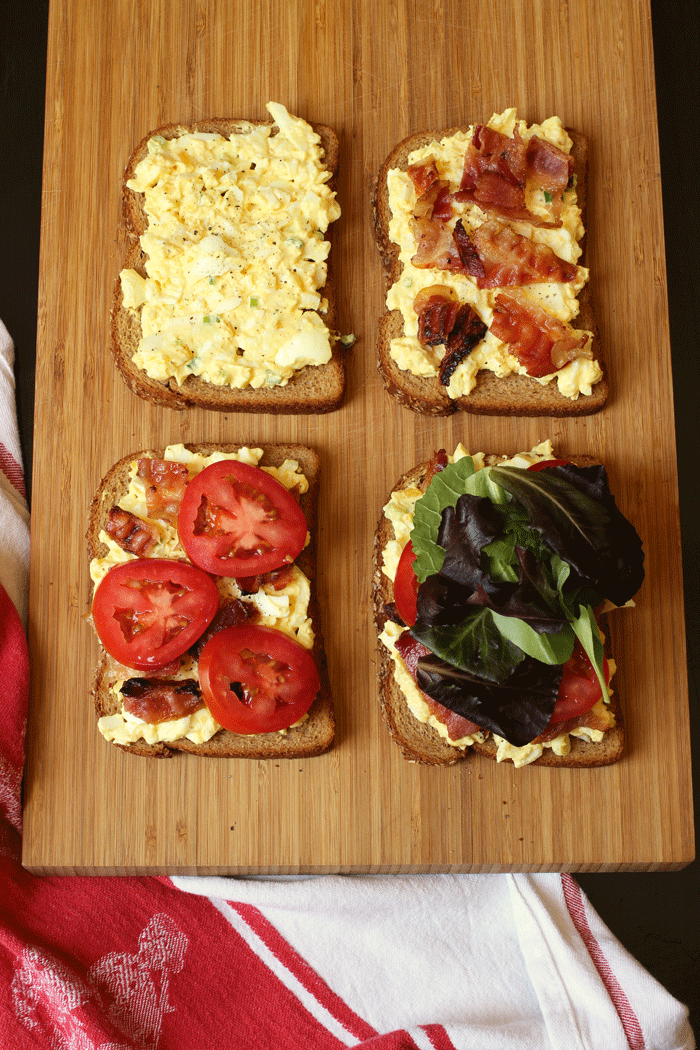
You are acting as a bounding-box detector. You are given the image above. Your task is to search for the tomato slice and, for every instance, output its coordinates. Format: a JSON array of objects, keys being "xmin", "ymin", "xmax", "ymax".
[
  {"xmin": 178, "ymin": 460, "xmax": 307, "ymax": 578},
  {"xmin": 394, "ymin": 540, "xmax": 419, "ymax": 627},
  {"xmin": 549, "ymin": 640, "xmax": 611, "ymax": 724},
  {"xmin": 198, "ymin": 625, "xmax": 320, "ymax": 734},
  {"xmin": 527, "ymin": 458, "xmax": 569, "ymax": 471},
  {"xmin": 92, "ymin": 559, "xmax": 219, "ymax": 671}
]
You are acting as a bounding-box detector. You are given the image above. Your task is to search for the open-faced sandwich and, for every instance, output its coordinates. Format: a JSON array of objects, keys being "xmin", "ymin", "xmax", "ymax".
[
  {"xmin": 373, "ymin": 442, "xmax": 644, "ymax": 767},
  {"xmin": 113, "ymin": 102, "xmax": 346, "ymax": 412},
  {"xmin": 87, "ymin": 443, "xmax": 333, "ymax": 758},
  {"xmin": 372, "ymin": 109, "xmax": 607, "ymax": 416}
]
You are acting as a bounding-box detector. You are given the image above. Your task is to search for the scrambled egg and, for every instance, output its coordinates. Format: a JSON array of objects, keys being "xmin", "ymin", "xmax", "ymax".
[
  {"xmin": 385, "ymin": 109, "xmax": 602, "ymax": 400},
  {"xmin": 93, "ymin": 445, "xmax": 314, "ymax": 746},
  {"xmin": 378, "ymin": 442, "xmax": 615, "ymax": 765},
  {"xmin": 120, "ymin": 102, "xmax": 340, "ymax": 390}
]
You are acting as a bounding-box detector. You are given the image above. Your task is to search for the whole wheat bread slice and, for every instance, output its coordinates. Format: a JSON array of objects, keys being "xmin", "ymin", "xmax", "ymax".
[
  {"xmin": 112, "ymin": 117, "xmax": 346, "ymax": 413},
  {"xmin": 87, "ymin": 442, "xmax": 334, "ymax": 758},
  {"xmin": 371, "ymin": 123, "xmax": 608, "ymax": 417},
  {"xmin": 372, "ymin": 453, "xmax": 624, "ymax": 768}
]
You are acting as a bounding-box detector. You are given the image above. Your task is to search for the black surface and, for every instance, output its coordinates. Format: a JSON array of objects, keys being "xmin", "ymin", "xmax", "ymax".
[{"xmin": 1, "ymin": 0, "xmax": 698, "ymax": 1039}]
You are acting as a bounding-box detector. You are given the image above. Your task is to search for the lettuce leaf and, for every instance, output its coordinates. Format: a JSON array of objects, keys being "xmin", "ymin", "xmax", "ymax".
[{"xmin": 490, "ymin": 463, "xmax": 645, "ymax": 607}]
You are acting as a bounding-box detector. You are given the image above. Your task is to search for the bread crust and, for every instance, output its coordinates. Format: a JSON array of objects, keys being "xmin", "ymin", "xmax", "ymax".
[
  {"xmin": 372, "ymin": 452, "xmax": 624, "ymax": 768},
  {"xmin": 112, "ymin": 117, "xmax": 346, "ymax": 413},
  {"xmin": 88, "ymin": 443, "xmax": 334, "ymax": 759},
  {"xmin": 371, "ymin": 122, "xmax": 608, "ymax": 417}
]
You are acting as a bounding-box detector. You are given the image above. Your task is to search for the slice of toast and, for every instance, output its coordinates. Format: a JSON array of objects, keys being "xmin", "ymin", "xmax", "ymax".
[
  {"xmin": 87, "ymin": 443, "xmax": 334, "ymax": 758},
  {"xmin": 372, "ymin": 452, "xmax": 624, "ymax": 768},
  {"xmin": 112, "ymin": 115, "xmax": 345, "ymax": 413},
  {"xmin": 372, "ymin": 121, "xmax": 608, "ymax": 417}
]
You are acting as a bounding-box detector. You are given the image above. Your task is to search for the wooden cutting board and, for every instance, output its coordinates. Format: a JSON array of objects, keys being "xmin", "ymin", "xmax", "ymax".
[{"xmin": 23, "ymin": 0, "xmax": 694, "ymax": 873}]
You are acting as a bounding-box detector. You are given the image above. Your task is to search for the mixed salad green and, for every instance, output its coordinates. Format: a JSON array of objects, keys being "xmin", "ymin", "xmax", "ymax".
[{"xmin": 407, "ymin": 456, "xmax": 645, "ymax": 746}]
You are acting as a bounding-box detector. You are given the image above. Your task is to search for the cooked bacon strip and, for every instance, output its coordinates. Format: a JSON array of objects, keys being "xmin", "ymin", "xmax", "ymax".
[
  {"xmin": 395, "ymin": 632, "xmax": 482, "ymax": 740},
  {"xmin": 121, "ymin": 677, "xmax": 204, "ymax": 724},
  {"xmin": 137, "ymin": 459, "xmax": 190, "ymax": 525},
  {"xmin": 407, "ymin": 160, "xmax": 440, "ymax": 198},
  {"xmin": 526, "ymin": 135, "xmax": 574, "ymax": 194},
  {"xmin": 472, "ymin": 220, "xmax": 578, "ymax": 288},
  {"xmin": 451, "ymin": 219, "xmax": 485, "ymax": 278},
  {"xmin": 456, "ymin": 125, "xmax": 562, "ymax": 228},
  {"xmin": 490, "ymin": 290, "xmax": 590, "ymax": 377},
  {"xmin": 237, "ymin": 564, "xmax": 295, "ymax": 595},
  {"xmin": 408, "ymin": 161, "xmax": 460, "ymax": 270},
  {"xmin": 416, "ymin": 295, "xmax": 461, "ymax": 346},
  {"xmin": 534, "ymin": 703, "xmax": 612, "ymax": 745},
  {"xmin": 461, "ymin": 125, "xmax": 528, "ymax": 190},
  {"xmin": 438, "ymin": 305, "xmax": 488, "ymax": 385},
  {"xmin": 413, "ymin": 288, "xmax": 487, "ymax": 381},
  {"xmin": 190, "ymin": 598, "xmax": 256, "ymax": 659},
  {"xmin": 423, "ymin": 448, "xmax": 449, "ymax": 488},
  {"xmin": 105, "ymin": 507, "xmax": 158, "ymax": 556}
]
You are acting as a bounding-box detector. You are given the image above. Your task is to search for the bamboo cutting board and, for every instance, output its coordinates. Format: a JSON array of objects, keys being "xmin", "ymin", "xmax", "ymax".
[{"xmin": 23, "ymin": 0, "xmax": 694, "ymax": 873}]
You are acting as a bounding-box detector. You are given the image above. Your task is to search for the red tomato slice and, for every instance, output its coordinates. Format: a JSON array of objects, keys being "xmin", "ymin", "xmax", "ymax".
[
  {"xmin": 178, "ymin": 460, "xmax": 307, "ymax": 578},
  {"xmin": 92, "ymin": 559, "xmax": 219, "ymax": 671},
  {"xmin": 526, "ymin": 459, "xmax": 569, "ymax": 471},
  {"xmin": 394, "ymin": 540, "xmax": 419, "ymax": 627},
  {"xmin": 550, "ymin": 640, "xmax": 610, "ymax": 724},
  {"xmin": 198, "ymin": 625, "xmax": 320, "ymax": 734}
]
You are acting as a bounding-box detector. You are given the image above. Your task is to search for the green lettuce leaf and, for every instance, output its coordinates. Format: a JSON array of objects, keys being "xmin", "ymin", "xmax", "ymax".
[{"xmin": 411, "ymin": 458, "xmax": 508, "ymax": 583}]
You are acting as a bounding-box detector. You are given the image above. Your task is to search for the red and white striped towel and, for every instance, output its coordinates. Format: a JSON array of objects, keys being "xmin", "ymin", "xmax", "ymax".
[{"xmin": 0, "ymin": 319, "xmax": 693, "ymax": 1049}]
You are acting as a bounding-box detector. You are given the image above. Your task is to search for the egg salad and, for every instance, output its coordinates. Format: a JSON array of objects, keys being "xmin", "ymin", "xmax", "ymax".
[
  {"xmin": 386, "ymin": 109, "xmax": 602, "ymax": 400},
  {"xmin": 92, "ymin": 444, "xmax": 314, "ymax": 747},
  {"xmin": 378, "ymin": 442, "xmax": 615, "ymax": 766},
  {"xmin": 120, "ymin": 102, "xmax": 340, "ymax": 390}
]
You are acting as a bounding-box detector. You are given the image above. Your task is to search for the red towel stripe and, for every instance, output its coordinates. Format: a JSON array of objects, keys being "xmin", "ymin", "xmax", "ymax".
[
  {"xmin": 0, "ymin": 444, "xmax": 26, "ymax": 500},
  {"xmin": 230, "ymin": 901, "xmax": 379, "ymax": 1042},
  {"xmin": 561, "ymin": 874, "xmax": 646, "ymax": 1049}
]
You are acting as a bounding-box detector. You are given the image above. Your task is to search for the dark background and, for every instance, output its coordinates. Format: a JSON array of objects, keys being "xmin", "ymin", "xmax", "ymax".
[{"xmin": 2, "ymin": 0, "xmax": 698, "ymax": 1038}]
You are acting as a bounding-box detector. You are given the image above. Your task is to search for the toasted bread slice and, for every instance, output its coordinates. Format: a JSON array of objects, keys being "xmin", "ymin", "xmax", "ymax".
[
  {"xmin": 372, "ymin": 122, "xmax": 608, "ymax": 417},
  {"xmin": 373, "ymin": 452, "xmax": 624, "ymax": 768},
  {"xmin": 88, "ymin": 443, "xmax": 334, "ymax": 758},
  {"xmin": 112, "ymin": 115, "xmax": 345, "ymax": 413}
]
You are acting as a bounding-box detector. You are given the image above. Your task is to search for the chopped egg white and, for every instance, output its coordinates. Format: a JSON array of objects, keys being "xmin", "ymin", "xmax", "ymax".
[
  {"xmin": 120, "ymin": 102, "xmax": 340, "ymax": 390},
  {"xmin": 385, "ymin": 109, "xmax": 602, "ymax": 401}
]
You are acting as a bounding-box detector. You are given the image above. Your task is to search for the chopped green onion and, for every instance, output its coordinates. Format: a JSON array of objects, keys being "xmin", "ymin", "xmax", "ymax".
[
  {"xmin": 543, "ymin": 190, "xmax": 553, "ymax": 203},
  {"xmin": 250, "ymin": 297, "xmax": 259, "ymax": 307}
]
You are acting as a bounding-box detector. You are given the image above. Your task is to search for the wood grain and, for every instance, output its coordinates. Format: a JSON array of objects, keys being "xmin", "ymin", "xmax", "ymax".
[{"xmin": 22, "ymin": 0, "xmax": 694, "ymax": 872}]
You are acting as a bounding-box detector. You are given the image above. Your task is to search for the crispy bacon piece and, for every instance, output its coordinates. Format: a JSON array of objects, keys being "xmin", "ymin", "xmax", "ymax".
[
  {"xmin": 472, "ymin": 220, "xmax": 578, "ymax": 288},
  {"xmin": 526, "ymin": 135, "xmax": 574, "ymax": 194},
  {"xmin": 451, "ymin": 219, "xmax": 486, "ymax": 278},
  {"xmin": 137, "ymin": 459, "xmax": 190, "ymax": 525},
  {"xmin": 461, "ymin": 125, "xmax": 528, "ymax": 189},
  {"xmin": 190, "ymin": 598, "xmax": 256, "ymax": 659},
  {"xmin": 490, "ymin": 290, "xmax": 591, "ymax": 377},
  {"xmin": 413, "ymin": 288, "xmax": 487, "ymax": 382},
  {"xmin": 456, "ymin": 125, "xmax": 562, "ymax": 228},
  {"xmin": 237, "ymin": 564, "xmax": 295, "ymax": 595},
  {"xmin": 121, "ymin": 677, "xmax": 204, "ymax": 724},
  {"xmin": 105, "ymin": 507, "xmax": 158, "ymax": 556},
  {"xmin": 423, "ymin": 448, "xmax": 449, "ymax": 488},
  {"xmin": 408, "ymin": 161, "xmax": 460, "ymax": 270},
  {"xmin": 416, "ymin": 293, "xmax": 461, "ymax": 346},
  {"xmin": 438, "ymin": 305, "xmax": 488, "ymax": 385},
  {"xmin": 407, "ymin": 160, "xmax": 440, "ymax": 197},
  {"xmin": 534, "ymin": 703, "xmax": 612, "ymax": 745},
  {"xmin": 395, "ymin": 633, "xmax": 482, "ymax": 741}
]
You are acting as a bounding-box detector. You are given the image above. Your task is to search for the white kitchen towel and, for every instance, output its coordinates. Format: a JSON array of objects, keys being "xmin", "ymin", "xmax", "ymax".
[
  {"xmin": 0, "ymin": 319, "xmax": 29, "ymax": 627},
  {"xmin": 171, "ymin": 871, "xmax": 695, "ymax": 1049}
]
